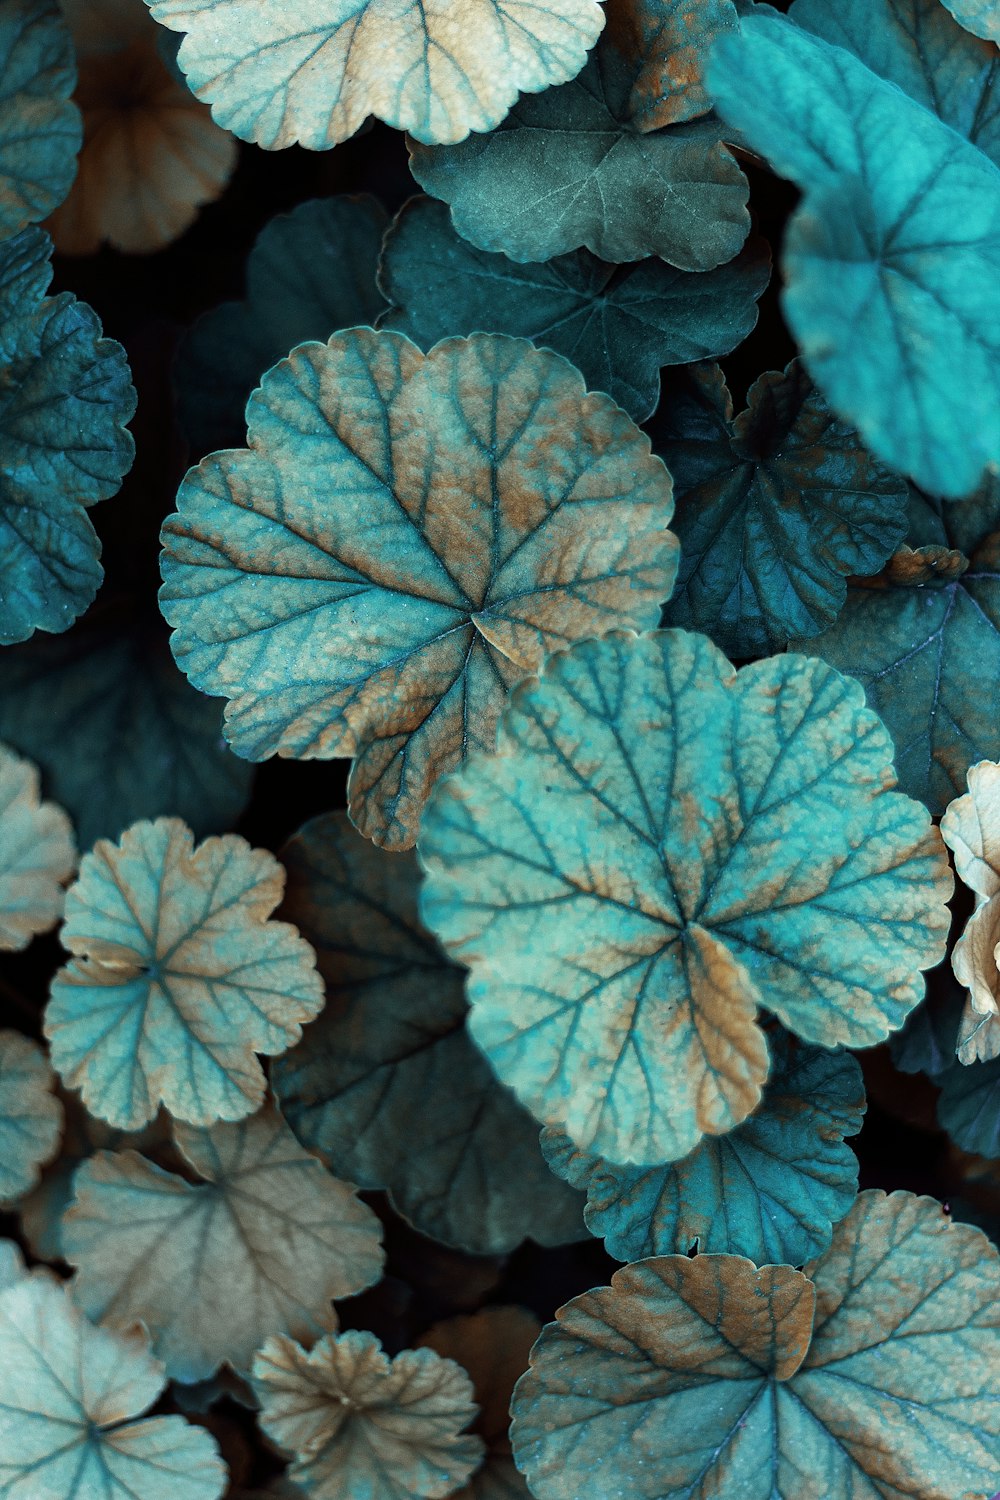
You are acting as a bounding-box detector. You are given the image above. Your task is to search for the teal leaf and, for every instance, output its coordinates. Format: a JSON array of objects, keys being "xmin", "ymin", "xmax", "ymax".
[
  {"xmin": 890, "ymin": 961, "xmax": 965, "ymax": 1077},
  {"xmin": 272, "ymin": 812, "xmax": 584, "ymax": 1256},
  {"xmin": 251, "ymin": 1328, "xmax": 484, "ymax": 1500},
  {"xmin": 160, "ymin": 329, "xmax": 677, "ymax": 850},
  {"xmin": 418, "ymin": 630, "xmax": 951, "ymax": 1165},
  {"xmin": 654, "ymin": 361, "xmax": 908, "ymax": 657},
  {"xmin": 795, "ymin": 478, "xmax": 1000, "ymax": 814},
  {"xmin": 708, "ymin": 10, "xmax": 1000, "ymax": 497},
  {"xmin": 0, "ymin": 607, "xmax": 254, "ymax": 847},
  {"xmin": 378, "ymin": 197, "xmax": 769, "ymax": 423},
  {"xmin": 176, "ymin": 195, "xmax": 389, "ymax": 457},
  {"xmin": 0, "ymin": 1030, "xmax": 62, "ymax": 1203},
  {"xmin": 62, "ymin": 1106, "xmax": 385, "ymax": 1383},
  {"xmin": 0, "ymin": 1273, "xmax": 226, "ymax": 1498},
  {"xmin": 0, "ymin": 1240, "xmax": 24, "ymax": 1290},
  {"xmin": 409, "ymin": 4, "xmax": 749, "ymax": 269},
  {"xmin": 510, "ymin": 1190, "xmax": 1000, "ymax": 1499},
  {"xmin": 940, "ymin": 0, "xmax": 1000, "ymax": 43},
  {"xmin": 45, "ymin": 818, "xmax": 325, "ymax": 1130},
  {"xmin": 0, "ymin": 741, "xmax": 75, "ymax": 951},
  {"xmin": 939, "ymin": 1054, "xmax": 1000, "ymax": 1157},
  {"xmin": 0, "ymin": 0, "xmax": 80, "ymax": 241},
  {"xmin": 0, "ymin": 228, "xmax": 136, "ymax": 644},
  {"xmin": 542, "ymin": 1029, "xmax": 864, "ymax": 1263}
]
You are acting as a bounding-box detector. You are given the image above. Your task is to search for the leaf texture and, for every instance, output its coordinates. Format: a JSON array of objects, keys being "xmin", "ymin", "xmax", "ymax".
[
  {"xmin": 0, "ymin": 1030, "xmax": 62, "ymax": 1202},
  {"xmin": 0, "ymin": 742, "xmax": 75, "ymax": 951},
  {"xmin": 0, "ymin": 0, "xmax": 80, "ymax": 240}
]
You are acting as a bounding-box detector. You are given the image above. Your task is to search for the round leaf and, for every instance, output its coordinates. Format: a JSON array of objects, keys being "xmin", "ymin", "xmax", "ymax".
[
  {"xmin": 0, "ymin": 742, "xmax": 75, "ymax": 951},
  {"xmin": 0, "ymin": 0, "xmax": 81, "ymax": 241},
  {"xmin": 941, "ymin": 0, "xmax": 1000, "ymax": 42},
  {"xmin": 0, "ymin": 1030, "xmax": 62, "ymax": 1203},
  {"xmin": 160, "ymin": 329, "xmax": 677, "ymax": 850},
  {"xmin": 418, "ymin": 630, "xmax": 952, "ymax": 1165},
  {"xmin": 939, "ymin": 1054, "xmax": 1000, "ymax": 1157}
]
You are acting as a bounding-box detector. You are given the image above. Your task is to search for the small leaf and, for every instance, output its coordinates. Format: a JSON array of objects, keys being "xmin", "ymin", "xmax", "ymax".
[
  {"xmin": 0, "ymin": 227, "xmax": 136, "ymax": 643},
  {"xmin": 160, "ymin": 330, "xmax": 677, "ymax": 850},
  {"xmin": 939, "ymin": 1054, "xmax": 1000, "ymax": 1156},
  {"xmin": 654, "ymin": 361, "xmax": 908, "ymax": 656},
  {"xmin": 0, "ymin": 1030, "xmax": 62, "ymax": 1202},
  {"xmin": 419, "ymin": 630, "xmax": 951, "ymax": 1164},
  {"xmin": 272, "ymin": 812, "xmax": 584, "ymax": 1255},
  {"xmin": 62, "ymin": 1106, "xmax": 384, "ymax": 1383},
  {"xmin": 45, "ymin": 817, "xmax": 325, "ymax": 1130},
  {"xmin": 511, "ymin": 1191, "xmax": 1000, "ymax": 1499},
  {"xmin": 140, "ymin": 0, "xmax": 605, "ymax": 148},
  {"xmin": 940, "ymin": 0, "xmax": 1000, "ymax": 43},
  {"xmin": 0, "ymin": 1273, "xmax": 226, "ymax": 1498},
  {"xmin": 251, "ymin": 1328, "xmax": 484, "ymax": 1500},
  {"xmin": 0, "ymin": 742, "xmax": 75, "ymax": 950},
  {"xmin": 0, "ymin": 0, "xmax": 81, "ymax": 241},
  {"xmin": 890, "ymin": 960, "xmax": 965, "ymax": 1077},
  {"xmin": 542, "ymin": 1029, "xmax": 864, "ymax": 1263}
]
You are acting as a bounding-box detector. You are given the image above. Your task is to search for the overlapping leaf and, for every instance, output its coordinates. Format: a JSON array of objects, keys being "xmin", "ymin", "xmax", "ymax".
[
  {"xmin": 160, "ymin": 330, "xmax": 677, "ymax": 850},
  {"xmin": 410, "ymin": 0, "xmax": 749, "ymax": 268},
  {"xmin": 0, "ymin": 0, "xmax": 80, "ymax": 241},
  {"xmin": 0, "ymin": 1030, "xmax": 62, "ymax": 1202},
  {"xmin": 0, "ymin": 1241, "xmax": 24, "ymax": 1291},
  {"xmin": 140, "ymin": 0, "xmax": 605, "ymax": 149},
  {"xmin": 941, "ymin": 0, "xmax": 1000, "ymax": 41},
  {"xmin": 511, "ymin": 1191, "xmax": 1000, "ymax": 1499},
  {"xmin": 0, "ymin": 1273, "xmax": 226, "ymax": 1498},
  {"xmin": 939, "ymin": 1053, "xmax": 1000, "ymax": 1157},
  {"xmin": 251, "ymin": 1328, "xmax": 484, "ymax": 1500},
  {"xmin": 272, "ymin": 812, "xmax": 584, "ymax": 1255},
  {"xmin": 542, "ymin": 1030, "xmax": 864, "ymax": 1263},
  {"xmin": 176, "ymin": 195, "xmax": 388, "ymax": 456},
  {"xmin": 942, "ymin": 762, "xmax": 1000, "ymax": 1062},
  {"xmin": 419, "ymin": 630, "xmax": 951, "ymax": 1165},
  {"xmin": 654, "ymin": 361, "xmax": 908, "ymax": 656},
  {"xmin": 709, "ymin": 9, "xmax": 1000, "ymax": 497},
  {"xmin": 62, "ymin": 1106, "xmax": 384, "ymax": 1382},
  {"xmin": 379, "ymin": 197, "xmax": 768, "ymax": 423},
  {"xmin": 45, "ymin": 817, "xmax": 325, "ymax": 1130},
  {"xmin": 798, "ymin": 479, "xmax": 1000, "ymax": 814},
  {"xmin": 0, "ymin": 742, "xmax": 75, "ymax": 950}
]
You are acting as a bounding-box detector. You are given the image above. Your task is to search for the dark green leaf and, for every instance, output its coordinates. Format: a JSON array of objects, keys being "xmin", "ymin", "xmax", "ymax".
[{"xmin": 0, "ymin": 0, "xmax": 80, "ymax": 241}]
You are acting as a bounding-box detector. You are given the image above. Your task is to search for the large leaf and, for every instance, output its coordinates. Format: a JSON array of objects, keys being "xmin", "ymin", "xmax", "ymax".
[
  {"xmin": 0, "ymin": 742, "xmax": 75, "ymax": 950},
  {"xmin": 510, "ymin": 1190, "xmax": 1000, "ymax": 1499},
  {"xmin": 0, "ymin": 0, "xmax": 80, "ymax": 241},
  {"xmin": 251, "ymin": 1328, "xmax": 484, "ymax": 1500},
  {"xmin": 378, "ymin": 197, "xmax": 768, "ymax": 423},
  {"xmin": 62, "ymin": 1107, "xmax": 384, "ymax": 1383},
  {"xmin": 0, "ymin": 1273, "xmax": 226, "ymax": 1498},
  {"xmin": 45, "ymin": 817, "xmax": 325, "ymax": 1130},
  {"xmin": 708, "ymin": 10, "xmax": 1000, "ymax": 497},
  {"xmin": 140, "ymin": 0, "xmax": 604, "ymax": 148},
  {"xmin": 654, "ymin": 361, "xmax": 908, "ymax": 656},
  {"xmin": 409, "ymin": 0, "xmax": 748, "ymax": 268},
  {"xmin": 941, "ymin": 0, "xmax": 1000, "ymax": 42},
  {"xmin": 797, "ymin": 479, "xmax": 1000, "ymax": 814},
  {"xmin": 941, "ymin": 762, "xmax": 1000, "ymax": 1062},
  {"xmin": 542, "ymin": 1029, "xmax": 864, "ymax": 1263},
  {"xmin": 176, "ymin": 195, "xmax": 389, "ymax": 457},
  {"xmin": 272, "ymin": 812, "xmax": 584, "ymax": 1255},
  {"xmin": 160, "ymin": 330, "xmax": 677, "ymax": 850},
  {"xmin": 419, "ymin": 630, "xmax": 951, "ymax": 1165},
  {"xmin": 0, "ymin": 1030, "xmax": 62, "ymax": 1203}
]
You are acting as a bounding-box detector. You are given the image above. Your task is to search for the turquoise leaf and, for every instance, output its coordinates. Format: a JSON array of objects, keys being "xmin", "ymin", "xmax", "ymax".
[
  {"xmin": 939, "ymin": 1056, "xmax": 1000, "ymax": 1157},
  {"xmin": 418, "ymin": 630, "xmax": 951, "ymax": 1165},
  {"xmin": 708, "ymin": 9, "xmax": 1000, "ymax": 497},
  {"xmin": 0, "ymin": 1029, "xmax": 62, "ymax": 1203},
  {"xmin": 0, "ymin": 0, "xmax": 80, "ymax": 241},
  {"xmin": 542, "ymin": 1029, "xmax": 864, "ymax": 1263},
  {"xmin": 272, "ymin": 812, "xmax": 585, "ymax": 1256},
  {"xmin": 0, "ymin": 228, "xmax": 136, "ymax": 644},
  {"xmin": 654, "ymin": 361, "xmax": 908, "ymax": 656}
]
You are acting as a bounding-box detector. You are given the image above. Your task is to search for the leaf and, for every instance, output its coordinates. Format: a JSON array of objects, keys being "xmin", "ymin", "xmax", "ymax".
[
  {"xmin": 942, "ymin": 760, "xmax": 1000, "ymax": 899},
  {"xmin": 797, "ymin": 479, "xmax": 1000, "ymax": 814},
  {"xmin": 419, "ymin": 630, "xmax": 952, "ymax": 1165},
  {"xmin": 378, "ymin": 197, "xmax": 769, "ymax": 424},
  {"xmin": 252, "ymin": 1329, "xmax": 484, "ymax": 1500},
  {"xmin": 44, "ymin": 817, "xmax": 325, "ymax": 1130},
  {"xmin": 939, "ymin": 1053, "xmax": 1000, "ymax": 1156},
  {"xmin": 510, "ymin": 1190, "xmax": 1000, "ymax": 1499},
  {"xmin": 0, "ymin": 742, "xmax": 75, "ymax": 950},
  {"xmin": 175, "ymin": 195, "xmax": 389, "ymax": 457},
  {"xmin": 0, "ymin": 1030, "xmax": 62, "ymax": 1202},
  {"xmin": 653, "ymin": 361, "xmax": 909, "ymax": 657},
  {"xmin": 541, "ymin": 1029, "xmax": 864, "ymax": 1263},
  {"xmin": 0, "ymin": 227, "xmax": 136, "ymax": 644},
  {"xmin": 272, "ymin": 812, "xmax": 584, "ymax": 1256},
  {"xmin": 940, "ymin": 0, "xmax": 1000, "ymax": 44},
  {"xmin": 159, "ymin": 329, "xmax": 677, "ymax": 851},
  {"xmin": 0, "ymin": 1240, "xmax": 25, "ymax": 1291},
  {"xmin": 140, "ymin": 0, "xmax": 605, "ymax": 148},
  {"xmin": 708, "ymin": 10, "xmax": 1000, "ymax": 498},
  {"xmin": 940, "ymin": 761, "xmax": 1000, "ymax": 1060},
  {"xmin": 890, "ymin": 959, "xmax": 965, "ymax": 1077},
  {"xmin": 62, "ymin": 1106, "xmax": 384, "ymax": 1383},
  {"xmin": 418, "ymin": 1308, "xmax": 540, "ymax": 1500},
  {"xmin": 0, "ymin": 1273, "xmax": 226, "ymax": 1498},
  {"xmin": 0, "ymin": 607, "xmax": 254, "ymax": 847},
  {"xmin": 409, "ymin": 4, "xmax": 750, "ymax": 269},
  {"xmin": 0, "ymin": 0, "xmax": 80, "ymax": 241}
]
